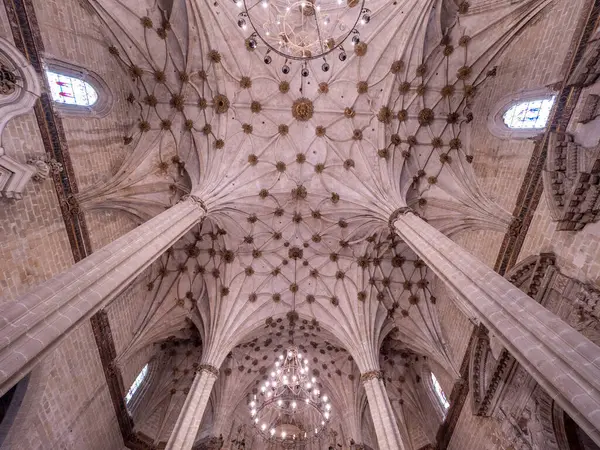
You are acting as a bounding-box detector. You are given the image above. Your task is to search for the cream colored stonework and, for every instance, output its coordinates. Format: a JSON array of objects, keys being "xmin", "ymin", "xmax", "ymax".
[{"xmin": 0, "ymin": 0, "xmax": 599, "ymax": 449}]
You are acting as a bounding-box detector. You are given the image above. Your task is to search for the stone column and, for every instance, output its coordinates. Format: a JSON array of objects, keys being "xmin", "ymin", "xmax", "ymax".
[
  {"xmin": 165, "ymin": 364, "xmax": 219, "ymax": 450},
  {"xmin": 0, "ymin": 196, "xmax": 206, "ymax": 396},
  {"xmin": 391, "ymin": 399, "xmax": 415, "ymax": 450},
  {"xmin": 392, "ymin": 211, "xmax": 600, "ymax": 445},
  {"xmin": 361, "ymin": 370, "xmax": 407, "ymax": 450}
]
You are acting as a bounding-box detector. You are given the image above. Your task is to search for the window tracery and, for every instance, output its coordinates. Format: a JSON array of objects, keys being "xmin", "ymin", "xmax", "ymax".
[
  {"xmin": 431, "ymin": 372, "xmax": 450, "ymax": 411},
  {"xmin": 487, "ymin": 89, "xmax": 557, "ymax": 139},
  {"xmin": 125, "ymin": 364, "xmax": 148, "ymax": 404},
  {"xmin": 43, "ymin": 60, "xmax": 112, "ymax": 117},
  {"xmin": 502, "ymin": 97, "xmax": 555, "ymax": 129},
  {"xmin": 46, "ymin": 71, "xmax": 98, "ymax": 106}
]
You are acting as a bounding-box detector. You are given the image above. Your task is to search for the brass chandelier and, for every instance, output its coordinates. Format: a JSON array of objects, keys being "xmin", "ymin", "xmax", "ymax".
[
  {"xmin": 234, "ymin": 0, "xmax": 370, "ymax": 75},
  {"xmin": 248, "ymin": 346, "xmax": 333, "ymax": 446}
]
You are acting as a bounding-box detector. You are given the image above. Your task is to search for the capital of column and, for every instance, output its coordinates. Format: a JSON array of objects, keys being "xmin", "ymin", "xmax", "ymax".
[
  {"xmin": 388, "ymin": 207, "xmax": 418, "ymax": 230},
  {"xmin": 350, "ymin": 444, "xmax": 367, "ymax": 450},
  {"xmin": 360, "ymin": 370, "xmax": 384, "ymax": 384},
  {"xmin": 181, "ymin": 194, "xmax": 207, "ymax": 212},
  {"xmin": 198, "ymin": 364, "xmax": 219, "ymax": 377}
]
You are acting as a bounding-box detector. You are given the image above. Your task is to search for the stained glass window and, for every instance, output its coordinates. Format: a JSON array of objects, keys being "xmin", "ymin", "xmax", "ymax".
[
  {"xmin": 125, "ymin": 364, "xmax": 148, "ymax": 404},
  {"xmin": 502, "ymin": 97, "xmax": 555, "ymax": 129},
  {"xmin": 46, "ymin": 71, "xmax": 98, "ymax": 106},
  {"xmin": 431, "ymin": 372, "xmax": 450, "ymax": 411}
]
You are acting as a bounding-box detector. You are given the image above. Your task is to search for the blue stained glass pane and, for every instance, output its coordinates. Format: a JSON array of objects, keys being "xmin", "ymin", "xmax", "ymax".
[
  {"xmin": 46, "ymin": 71, "xmax": 98, "ymax": 106},
  {"xmin": 125, "ymin": 364, "xmax": 148, "ymax": 404},
  {"xmin": 431, "ymin": 372, "xmax": 450, "ymax": 411},
  {"xmin": 503, "ymin": 97, "xmax": 555, "ymax": 129}
]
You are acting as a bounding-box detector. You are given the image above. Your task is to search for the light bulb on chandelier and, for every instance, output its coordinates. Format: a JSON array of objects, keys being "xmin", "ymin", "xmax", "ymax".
[
  {"xmin": 248, "ymin": 346, "xmax": 333, "ymax": 445},
  {"xmin": 237, "ymin": 0, "xmax": 369, "ymax": 78}
]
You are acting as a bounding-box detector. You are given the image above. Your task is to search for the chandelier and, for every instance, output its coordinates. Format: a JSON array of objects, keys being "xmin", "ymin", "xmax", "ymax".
[
  {"xmin": 234, "ymin": 0, "xmax": 370, "ymax": 75},
  {"xmin": 248, "ymin": 346, "xmax": 333, "ymax": 446}
]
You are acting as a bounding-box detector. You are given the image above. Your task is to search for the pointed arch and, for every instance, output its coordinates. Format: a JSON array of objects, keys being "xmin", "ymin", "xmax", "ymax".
[
  {"xmin": 44, "ymin": 59, "xmax": 113, "ymax": 117},
  {"xmin": 487, "ymin": 87, "xmax": 556, "ymax": 139}
]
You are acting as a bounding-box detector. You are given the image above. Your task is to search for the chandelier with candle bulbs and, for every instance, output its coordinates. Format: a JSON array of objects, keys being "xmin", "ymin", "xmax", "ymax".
[
  {"xmin": 248, "ymin": 346, "xmax": 333, "ymax": 446},
  {"xmin": 234, "ymin": 0, "xmax": 370, "ymax": 76}
]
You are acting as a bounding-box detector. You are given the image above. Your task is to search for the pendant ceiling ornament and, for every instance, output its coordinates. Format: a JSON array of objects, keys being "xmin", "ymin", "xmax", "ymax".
[
  {"xmin": 248, "ymin": 346, "xmax": 333, "ymax": 446},
  {"xmin": 235, "ymin": 0, "xmax": 370, "ymax": 75}
]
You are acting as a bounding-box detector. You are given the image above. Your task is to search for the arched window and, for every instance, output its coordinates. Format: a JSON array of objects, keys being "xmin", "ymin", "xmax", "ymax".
[
  {"xmin": 431, "ymin": 372, "xmax": 450, "ymax": 411},
  {"xmin": 46, "ymin": 71, "xmax": 98, "ymax": 106},
  {"xmin": 43, "ymin": 60, "xmax": 112, "ymax": 117},
  {"xmin": 488, "ymin": 88, "xmax": 557, "ymax": 139},
  {"xmin": 502, "ymin": 97, "xmax": 555, "ymax": 129},
  {"xmin": 125, "ymin": 364, "xmax": 148, "ymax": 404}
]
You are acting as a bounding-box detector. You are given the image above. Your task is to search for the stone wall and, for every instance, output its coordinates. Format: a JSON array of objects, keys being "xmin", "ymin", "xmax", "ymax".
[
  {"xmin": 444, "ymin": 0, "xmax": 596, "ymax": 448},
  {"xmin": 0, "ymin": 321, "xmax": 124, "ymax": 450},
  {"xmin": 1, "ymin": 0, "xmax": 598, "ymax": 448},
  {"xmin": 106, "ymin": 277, "xmax": 154, "ymax": 390},
  {"xmin": 520, "ymin": 195, "xmax": 600, "ymax": 285},
  {"xmin": 0, "ymin": 0, "xmax": 142, "ymax": 447},
  {"xmin": 34, "ymin": 0, "xmax": 136, "ymax": 192},
  {"xmin": 453, "ymin": 0, "xmax": 588, "ymax": 267},
  {"xmin": 0, "ymin": 0, "xmax": 138, "ymax": 301},
  {"xmin": 447, "ymin": 394, "xmax": 514, "ymax": 450},
  {"xmin": 0, "ymin": 3, "xmax": 73, "ymax": 299}
]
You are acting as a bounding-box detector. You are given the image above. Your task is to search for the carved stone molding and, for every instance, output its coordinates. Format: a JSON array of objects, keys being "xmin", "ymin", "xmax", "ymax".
[
  {"xmin": 360, "ymin": 370, "xmax": 384, "ymax": 383},
  {"xmin": 568, "ymin": 36, "xmax": 600, "ymax": 88},
  {"xmin": 494, "ymin": 2, "xmax": 600, "ymax": 274},
  {"xmin": 0, "ymin": 65, "xmax": 16, "ymax": 95},
  {"xmin": 0, "ymin": 37, "xmax": 41, "ymax": 137},
  {"xmin": 505, "ymin": 253, "xmax": 556, "ymax": 300},
  {"xmin": 471, "ymin": 255, "xmax": 558, "ymax": 418},
  {"xmin": 388, "ymin": 207, "xmax": 417, "ymax": 230},
  {"xmin": 0, "ymin": 147, "xmax": 35, "ymax": 200},
  {"xmin": 194, "ymin": 435, "xmax": 224, "ymax": 450},
  {"xmin": 543, "ymin": 132, "xmax": 600, "ymax": 231},
  {"xmin": 470, "ymin": 326, "xmax": 516, "ymax": 417},
  {"xmin": 4, "ymin": 0, "xmax": 92, "ymax": 261},
  {"xmin": 0, "ymin": 36, "xmax": 42, "ymax": 201},
  {"xmin": 472, "ymin": 253, "xmax": 600, "ymax": 449},
  {"xmin": 199, "ymin": 364, "xmax": 219, "ymax": 377},
  {"xmin": 181, "ymin": 194, "xmax": 207, "ymax": 212},
  {"xmin": 26, "ymin": 156, "xmax": 63, "ymax": 181}
]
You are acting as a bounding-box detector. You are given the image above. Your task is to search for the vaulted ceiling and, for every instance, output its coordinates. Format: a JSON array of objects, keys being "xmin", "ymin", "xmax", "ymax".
[{"xmin": 80, "ymin": 0, "xmax": 552, "ymax": 445}]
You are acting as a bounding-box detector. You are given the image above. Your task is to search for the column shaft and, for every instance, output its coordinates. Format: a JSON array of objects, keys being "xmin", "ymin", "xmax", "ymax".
[
  {"xmin": 362, "ymin": 371, "xmax": 407, "ymax": 450},
  {"xmin": 393, "ymin": 212, "xmax": 600, "ymax": 445},
  {"xmin": 391, "ymin": 400, "xmax": 414, "ymax": 450},
  {"xmin": 0, "ymin": 197, "xmax": 205, "ymax": 396},
  {"xmin": 166, "ymin": 366, "xmax": 218, "ymax": 450}
]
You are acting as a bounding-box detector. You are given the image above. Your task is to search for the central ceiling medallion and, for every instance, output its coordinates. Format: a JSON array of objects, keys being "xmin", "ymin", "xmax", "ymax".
[
  {"xmin": 292, "ymin": 97, "xmax": 314, "ymax": 121},
  {"xmin": 249, "ymin": 346, "xmax": 332, "ymax": 446},
  {"xmin": 234, "ymin": 0, "xmax": 370, "ymax": 76}
]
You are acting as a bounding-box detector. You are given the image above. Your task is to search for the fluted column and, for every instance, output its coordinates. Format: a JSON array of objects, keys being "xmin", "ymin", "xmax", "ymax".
[
  {"xmin": 0, "ymin": 195, "xmax": 206, "ymax": 396},
  {"xmin": 392, "ymin": 211, "xmax": 600, "ymax": 445},
  {"xmin": 166, "ymin": 364, "xmax": 219, "ymax": 450},
  {"xmin": 361, "ymin": 370, "xmax": 407, "ymax": 450}
]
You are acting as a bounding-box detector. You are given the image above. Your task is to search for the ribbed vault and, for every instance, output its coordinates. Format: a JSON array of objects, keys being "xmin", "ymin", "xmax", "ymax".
[{"xmin": 79, "ymin": 0, "xmax": 554, "ymax": 446}]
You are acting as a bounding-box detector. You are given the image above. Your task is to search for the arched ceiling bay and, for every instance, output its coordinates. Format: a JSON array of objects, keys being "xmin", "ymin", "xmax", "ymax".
[{"xmin": 82, "ymin": 0, "xmax": 553, "ymax": 443}]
